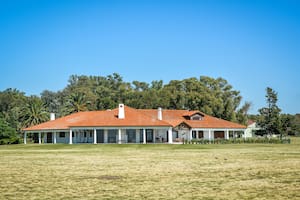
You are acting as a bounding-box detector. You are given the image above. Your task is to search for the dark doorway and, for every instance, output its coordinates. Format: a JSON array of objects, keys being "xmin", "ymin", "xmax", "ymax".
[
  {"xmin": 46, "ymin": 132, "xmax": 52, "ymax": 143},
  {"xmin": 97, "ymin": 129, "xmax": 104, "ymax": 143},
  {"xmin": 108, "ymin": 130, "xmax": 117, "ymax": 143},
  {"xmin": 33, "ymin": 133, "xmax": 39, "ymax": 143},
  {"xmin": 126, "ymin": 129, "xmax": 136, "ymax": 143},
  {"xmin": 198, "ymin": 131, "xmax": 204, "ymax": 138},
  {"xmin": 214, "ymin": 131, "xmax": 225, "ymax": 139},
  {"xmin": 146, "ymin": 129, "xmax": 153, "ymax": 143}
]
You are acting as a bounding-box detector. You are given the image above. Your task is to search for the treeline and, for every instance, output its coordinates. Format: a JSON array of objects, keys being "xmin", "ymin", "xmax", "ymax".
[
  {"xmin": 0, "ymin": 73, "xmax": 299, "ymax": 144},
  {"xmin": 41, "ymin": 73, "xmax": 252, "ymax": 123}
]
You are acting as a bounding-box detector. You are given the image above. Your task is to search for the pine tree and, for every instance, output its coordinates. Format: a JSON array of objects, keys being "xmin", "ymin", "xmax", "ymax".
[{"xmin": 258, "ymin": 87, "xmax": 282, "ymax": 137}]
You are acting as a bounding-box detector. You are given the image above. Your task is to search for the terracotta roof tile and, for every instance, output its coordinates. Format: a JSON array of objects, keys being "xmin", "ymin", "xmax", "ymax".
[
  {"xmin": 23, "ymin": 106, "xmax": 246, "ymax": 132},
  {"xmin": 23, "ymin": 106, "xmax": 171, "ymax": 131},
  {"xmin": 139, "ymin": 109, "xmax": 245, "ymax": 129}
]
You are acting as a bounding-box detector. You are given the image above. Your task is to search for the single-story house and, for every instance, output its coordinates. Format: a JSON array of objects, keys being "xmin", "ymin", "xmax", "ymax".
[{"xmin": 23, "ymin": 104, "xmax": 246, "ymax": 144}]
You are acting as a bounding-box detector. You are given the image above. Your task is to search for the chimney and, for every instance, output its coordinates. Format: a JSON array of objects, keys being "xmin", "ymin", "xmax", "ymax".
[
  {"xmin": 118, "ymin": 104, "xmax": 125, "ymax": 119},
  {"xmin": 157, "ymin": 107, "xmax": 162, "ymax": 120},
  {"xmin": 50, "ymin": 113, "xmax": 55, "ymax": 121}
]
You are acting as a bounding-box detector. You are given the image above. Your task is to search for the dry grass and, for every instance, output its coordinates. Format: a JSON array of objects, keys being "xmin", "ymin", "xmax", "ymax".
[{"xmin": 0, "ymin": 138, "xmax": 300, "ymax": 200}]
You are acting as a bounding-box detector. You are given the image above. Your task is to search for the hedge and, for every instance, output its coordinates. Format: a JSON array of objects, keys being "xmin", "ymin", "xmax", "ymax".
[{"xmin": 184, "ymin": 137, "xmax": 291, "ymax": 144}]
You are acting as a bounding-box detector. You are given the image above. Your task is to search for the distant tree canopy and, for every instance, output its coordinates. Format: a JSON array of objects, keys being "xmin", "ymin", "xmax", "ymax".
[
  {"xmin": 0, "ymin": 73, "xmax": 299, "ymax": 144},
  {"xmin": 256, "ymin": 87, "xmax": 299, "ymax": 137},
  {"xmin": 39, "ymin": 73, "xmax": 247, "ymax": 122}
]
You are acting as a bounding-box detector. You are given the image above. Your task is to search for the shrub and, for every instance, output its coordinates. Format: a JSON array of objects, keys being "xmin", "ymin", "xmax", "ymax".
[{"xmin": 183, "ymin": 137, "xmax": 291, "ymax": 145}]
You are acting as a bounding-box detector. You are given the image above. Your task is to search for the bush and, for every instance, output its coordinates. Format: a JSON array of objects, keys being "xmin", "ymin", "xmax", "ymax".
[
  {"xmin": 183, "ymin": 137, "xmax": 291, "ymax": 145},
  {"xmin": 0, "ymin": 117, "xmax": 20, "ymax": 145}
]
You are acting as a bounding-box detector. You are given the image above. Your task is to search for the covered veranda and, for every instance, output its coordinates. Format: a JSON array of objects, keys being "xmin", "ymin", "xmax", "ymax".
[
  {"xmin": 188, "ymin": 128, "xmax": 247, "ymax": 141},
  {"xmin": 23, "ymin": 126, "xmax": 174, "ymax": 144}
]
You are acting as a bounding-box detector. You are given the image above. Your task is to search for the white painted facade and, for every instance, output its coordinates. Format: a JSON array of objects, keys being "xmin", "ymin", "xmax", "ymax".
[
  {"xmin": 25, "ymin": 127, "xmax": 246, "ymax": 144},
  {"xmin": 244, "ymin": 122, "xmax": 260, "ymax": 138}
]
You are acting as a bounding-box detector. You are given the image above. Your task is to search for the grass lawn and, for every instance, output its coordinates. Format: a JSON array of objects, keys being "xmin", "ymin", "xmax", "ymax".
[{"xmin": 0, "ymin": 138, "xmax": 300, "ymax": 200}]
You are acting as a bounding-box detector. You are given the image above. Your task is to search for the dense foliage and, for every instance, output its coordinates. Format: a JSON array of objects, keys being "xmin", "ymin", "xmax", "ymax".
[
  {"xmin": 0, "ymin": 74, "xmax": 299, "ymax": 144},
  {"xmin": 254, "ymin": 87, "xmax": 299, "ymax": 137},
  {"xmin": 0, "ymin": 117, "xmax": 19, "ymax": 144},
  {"xmin": 37, "ymin": 73, "xmax": 250, "ymax": 121}
]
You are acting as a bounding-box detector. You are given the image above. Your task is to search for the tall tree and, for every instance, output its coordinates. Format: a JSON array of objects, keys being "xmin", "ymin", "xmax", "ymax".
[
  {"xmin": 63, "ymin": 92, "xmax": 90, "ymax": 114},
  {"xmin": 257, "ymin": 87, "xmax": 282, "ymax": 136},
  {"xmin": 236, "ymin": 101, "xmax": 252, "ymax": 125},
  {"xmin": 0, "ymin": 117, "xmax": 19, "ymax": 144},
  {"xmin": 19, "ymin": 96, "xmax": 49, "ymax": 128}
]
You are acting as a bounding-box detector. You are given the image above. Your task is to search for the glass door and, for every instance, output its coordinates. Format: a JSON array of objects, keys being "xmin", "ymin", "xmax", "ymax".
[{"xmin": 146, "ymin": 129, "xmax": 153, "ymax": 143}]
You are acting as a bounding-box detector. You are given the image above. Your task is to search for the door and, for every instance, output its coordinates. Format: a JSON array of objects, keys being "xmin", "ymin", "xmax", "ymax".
[
  {"xmin": 214, "ymin": 131, "xmax": 225, "ymax": 139},
  {"xmin": 146, "ymin": 129, "xmax": 153, "ymax": 143},
  {"xmin": 108, "ymin": 130, "xmax": 117, "ymax": 143},
  {"xmin": 198, "ymin": 131, "xmax": 204, "ymax": 138},
  {"xmin": 126, "ymin": 129, "xmax": 136, "ymax": 143},
  {"xmin": 96, "ymin": 129, "xmax": 104, "ymax": 143},
  {"xmin": 47, "ymin": 132, "xmax": 53, "ymax": 143}
]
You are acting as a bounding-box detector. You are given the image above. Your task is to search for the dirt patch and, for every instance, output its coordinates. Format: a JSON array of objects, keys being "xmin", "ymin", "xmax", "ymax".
[
  {"xmin": 98, "ymin": 175, "xmax": 122, "ymax": 180},
  {"xmin": 77, "ymin": 175, "xmax": 122, "ymax": 181}
]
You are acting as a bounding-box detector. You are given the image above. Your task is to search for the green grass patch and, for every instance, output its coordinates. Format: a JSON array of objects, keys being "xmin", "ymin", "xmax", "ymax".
[{"xmin": 0, "ymin": 139, "xmax": 300, "ymax": 199}]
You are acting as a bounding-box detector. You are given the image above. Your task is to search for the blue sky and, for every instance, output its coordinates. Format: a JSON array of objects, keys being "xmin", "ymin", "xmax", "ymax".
[{"xmin": 0, "ymin": 0, "xmax": 299, "ymax": 114}]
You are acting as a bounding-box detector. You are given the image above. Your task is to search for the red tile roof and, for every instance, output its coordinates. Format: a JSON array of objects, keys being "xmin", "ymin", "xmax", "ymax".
[
  {"xmin": 139, "ymin": 109, "xmax": 245, "ymax": 129},
  {"xmin": 23, "ymin": 105, "xmax": 246, "ymax": 131}
]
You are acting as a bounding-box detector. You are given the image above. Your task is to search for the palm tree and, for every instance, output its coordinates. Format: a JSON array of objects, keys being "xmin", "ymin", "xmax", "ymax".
[
  {"xmin": 63, "ymin": 92, "xmax": 90, "ymax": 114},
  {"xmin": 20, "ymin": 96, "xmax": 49, "ymax": 128}
]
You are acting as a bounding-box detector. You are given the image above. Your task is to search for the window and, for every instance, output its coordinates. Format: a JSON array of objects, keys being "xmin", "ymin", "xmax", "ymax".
[
  {"xmin": 90, "ymin": 132, "xmax": 93, "ymax": 137},
  {"xmin": 191, "ymin": 114, "xmax": 203, "ymax": 120},
  {"xmin": 192, "ymin": 131, "xmax": 197, "ymax": 139},
  {"xmin": 84, "ymin": 132, "xmax": 87, "ymax": 137},
  {"xmin": 198, "ymin": 131, "xmax": 204, "ymax": 138},
  {"xmin": 59, "ymin": 132, "xmax": 65, "ymax": 138}
]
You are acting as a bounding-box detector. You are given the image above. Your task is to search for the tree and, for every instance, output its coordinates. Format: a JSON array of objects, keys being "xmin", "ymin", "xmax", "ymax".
[
  {"xmin": 0, "ymin": 117, "xmax": 19, "ymax": 144},
  {"xmin": 236, "ymin": 101, "xmax": 252, "ymax": 125},
  {"xmin": 41, "ymin": 90, "xmax": 61, "ymax": 114},
  {"xmin": 62, "ymin": 92, "xmax": 90, "ymax": 114},
  {"xmin": 0, "ymin": 88, "xmax": 26, "ymax": 133},
  {"xmin": 280, "ymin": 114, "xmax": 295, "ymax": 136},
  {"xmin": 257, "ymin": 87, "xmax": 282, "ymax": 136},
  {"xmin": 19, "ymin": 96, "xmax": 49, "ymax": 128}
]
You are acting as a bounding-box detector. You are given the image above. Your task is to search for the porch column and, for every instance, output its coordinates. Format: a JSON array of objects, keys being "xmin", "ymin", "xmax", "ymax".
[
  {"xmin": 168, "ymin": 128, "xmax": 173, "ymax": 144},
  {"xmin": 104, "ymin": 130, "xmax": 108, "ymax": 143},
  {"xmin": 53, "ymin": 132, "xmax": 57, "ymax": 144},
  {"xmin": 189, "ymin": 129, "xmax": 193, "ymax": 141},
  {"xmin": 38, "ymin": 132, "xmax": 41, "ymax": 144},
  {"xmin": 118, "ymin": 129, "xmax": 122, "ymax": 144},
  {"xmin": 208, "ymin": 130, "xmax": 212, "ymax": 141},
  {"xmin": 153, "ymin": 130, "xmax": 156, "ymax": 143},
  {"xmin": 243, "ymin": 130, "xmax": 247, "ymax": 139},
  {"xmin": 143, "ymin": 129, "xmax": 146, "ymax": 144},
  {"xmin": 24, "ymin": 132, "xmax": 27, "ymax": 144},
  {"xmin": 94, "ymin": 129, "xmax": 97, "ymax": 144},
  {"xmin": 225, "ymin": 129, "xmax": 229, "ymax": 140},
  {"xmin": 69, "ymin": 129, "xmax": 72, "ymax": 144}
]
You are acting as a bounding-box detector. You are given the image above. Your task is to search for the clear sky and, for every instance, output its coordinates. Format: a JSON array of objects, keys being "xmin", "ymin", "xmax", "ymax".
[{"xmin": 0, "ymin": 0, "xmax": 299, "ymax": 114}]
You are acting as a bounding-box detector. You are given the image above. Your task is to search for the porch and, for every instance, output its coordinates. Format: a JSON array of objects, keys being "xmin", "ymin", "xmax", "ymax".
[
  {"xmin": 188, "ymin": 129, "xmax": 246, "ymax": 141},
  {"xmin": 24, "ymin": 127, "xmax": 173, "ymax": 144}
]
